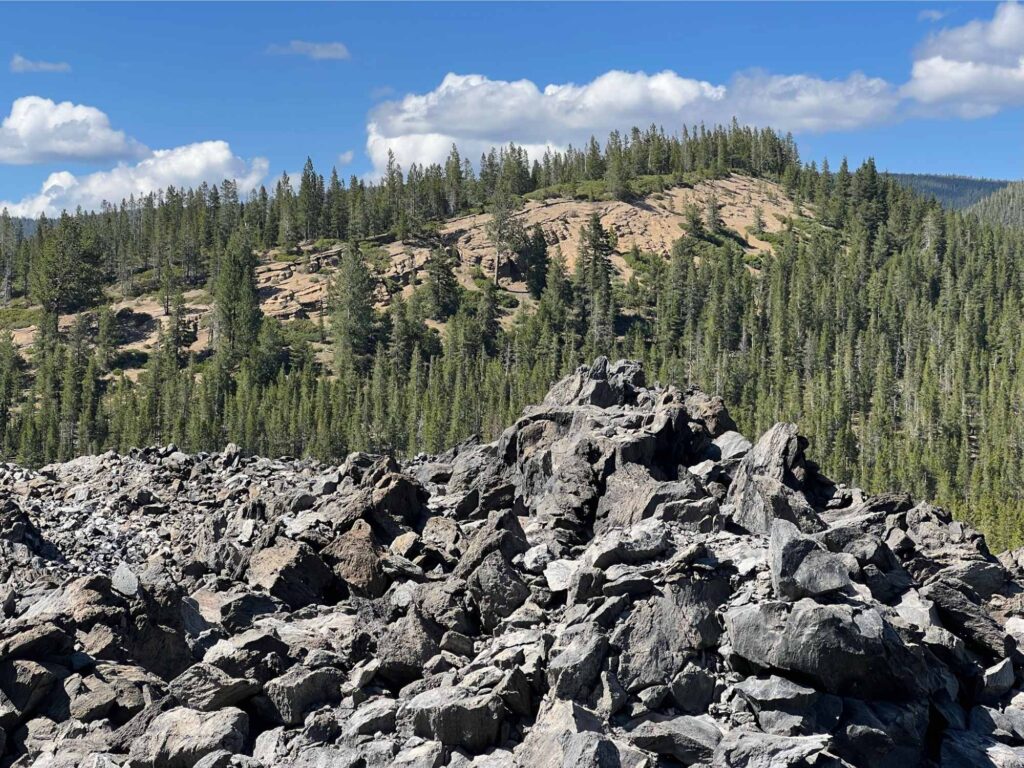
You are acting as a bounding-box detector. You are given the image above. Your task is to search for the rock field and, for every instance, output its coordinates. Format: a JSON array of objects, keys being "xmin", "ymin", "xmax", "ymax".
[{"xmin": 2, "ymin": 358, "xmax": 1024, "ymax": 767}]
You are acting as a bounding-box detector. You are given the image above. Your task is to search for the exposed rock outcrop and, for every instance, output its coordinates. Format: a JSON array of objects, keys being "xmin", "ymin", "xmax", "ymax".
[{"xmin": 0, "ymin": 358, "xmax": 1021, "ymax": 767}]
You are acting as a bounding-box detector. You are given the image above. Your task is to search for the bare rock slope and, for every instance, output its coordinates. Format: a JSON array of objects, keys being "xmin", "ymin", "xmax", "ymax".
[{"xmin": 2, "ymin": 359, "xmax": 1023, "ymax": 767}]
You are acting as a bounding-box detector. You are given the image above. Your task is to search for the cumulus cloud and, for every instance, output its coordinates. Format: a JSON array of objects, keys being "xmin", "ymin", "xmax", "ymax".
[
  {"xmin": 338, "ymin": 150, "xmax": 355, "ymax": 166},
  {"xmin": 0, "ymin": 96, "xmax": 146, "ymax": 165},
  {"xmin": 1, "ymin": 141, "xmax": 269, "ymax": 217},
  {"xmin": 366, "ymin": 69, "xmax": 897, "ymax": 174},
  {"xmin": 267, "ymin": 40, "xmax": 350, "ymax": 60},
  {"xmin": 904, "ymin": 1, "xmax": 1024, "ymax": 115},
  {"xmin": 10, "ymin": 54, "xmax": 71, "ymax": 74},
  {"xmin": 366, "ymin": 3, "xmax": 1024, "ymax": 175}
]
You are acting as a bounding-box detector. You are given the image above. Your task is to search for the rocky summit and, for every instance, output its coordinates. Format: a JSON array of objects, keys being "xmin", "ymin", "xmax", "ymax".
[{"xmin": 3, "ymin": 359, "xmax": 1024, "ymax": 768}]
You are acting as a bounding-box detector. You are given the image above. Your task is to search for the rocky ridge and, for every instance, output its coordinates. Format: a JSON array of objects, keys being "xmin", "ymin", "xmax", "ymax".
[{"xmin": 2, "ymin": 359, "xmax": 1024, "ymax": 767}]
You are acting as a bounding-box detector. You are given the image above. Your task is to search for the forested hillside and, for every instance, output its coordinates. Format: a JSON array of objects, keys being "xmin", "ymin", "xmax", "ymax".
[
  {"xmin": 890, "ymin": 172, "xmax": 1011, "ymax": 209},
  {"xmin": 968, "ymin": 181, "xmax": 1024, "ymax": 230},
  {"xmin": 3, "ymin": 123, "xmax": 1024, "ymax": 548}
]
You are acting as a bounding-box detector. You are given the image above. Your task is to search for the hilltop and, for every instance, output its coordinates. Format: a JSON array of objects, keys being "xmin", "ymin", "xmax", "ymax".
[{"xmin": 3, "ymin": 173, "xmax": 793, "ymax": 374}]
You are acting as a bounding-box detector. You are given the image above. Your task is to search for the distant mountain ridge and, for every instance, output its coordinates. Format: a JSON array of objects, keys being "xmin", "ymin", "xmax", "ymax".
[{"xmin": 889, "ymin": 172, "xmax": 1012, "ymax": 209}]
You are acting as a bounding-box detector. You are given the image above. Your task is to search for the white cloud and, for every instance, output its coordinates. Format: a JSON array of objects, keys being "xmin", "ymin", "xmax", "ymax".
[
  {"xmin": 266, "ymin": 40, "xmax": 350, "ymax": 61},
  {"xmin": 904, "ymin": 1, "xmax": 1024, "ymax": 114},
  {"xmin": 366, "ymin": 3, "xmax": 1024, "ymax": 175},
  {"xmin": 366, "ymin": 69, "xmax": 898, "ymax": 174},
  {"xmin": 10, "ymin": 54, "xmax": 71, "ymax": 74},
  {"xmin": 0, "ymin": 96, "xmax": 146, "ymax": 165},
  {"xmin": 1, "ymin": 141, "xmax": 269, "ymax": 217},
  {"xmin": 338, "ymin": 150, "xmax": 355, "ymax": 166},
  {"xmin": 918, "ymin": 9, "xmax": 948, "ymax": 23}
]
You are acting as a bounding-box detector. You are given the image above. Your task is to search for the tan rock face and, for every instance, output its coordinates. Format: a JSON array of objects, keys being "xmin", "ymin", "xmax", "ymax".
[{"xmin": 384, "ymin": 173, "xmax": 793, "ymax": 288}]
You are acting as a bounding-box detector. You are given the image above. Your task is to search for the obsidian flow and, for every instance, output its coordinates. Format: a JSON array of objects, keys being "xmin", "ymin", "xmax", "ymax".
[{"xmin": 0, "ymin": 358, "xmax": 1022, "ymax": 767}]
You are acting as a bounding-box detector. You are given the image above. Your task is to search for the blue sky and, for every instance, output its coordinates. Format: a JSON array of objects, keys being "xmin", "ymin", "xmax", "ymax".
[{"xmin": 1, "ymin": 1, "xmax": 1022, "ymax": 216}]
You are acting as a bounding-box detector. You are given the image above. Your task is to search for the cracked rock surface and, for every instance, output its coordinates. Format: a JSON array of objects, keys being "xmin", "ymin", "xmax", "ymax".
[{"xmin": 2, "ymin": 358, "xmax": 1024, "ymax": 767}]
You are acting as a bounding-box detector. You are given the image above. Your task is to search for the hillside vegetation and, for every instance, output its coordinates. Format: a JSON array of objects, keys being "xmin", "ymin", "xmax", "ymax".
[
  {"xmin": 968, "ymin": 181, "xmax": 1024, "ymax": 230},
  {"xmin": 890, "ymin": 172, "xmax": 1011, "ymax": 209},
  {"xmin": 3, "ymin": 123, "xmax": 1024, "ymax": 548}
]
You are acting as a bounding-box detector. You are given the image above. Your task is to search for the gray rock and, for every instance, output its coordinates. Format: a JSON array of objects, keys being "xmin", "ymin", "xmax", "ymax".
[
  {"xmin": 941, "ymin": 730, "xmax": 1024, "ymax": 768},
  {"xmin": 345, "ymin": 697, "xmax": 398, "ymax": 736},
  {"xmin": 264, "ymin": 665, "xmax": 343, "ymax": 725},
  {"xmin": 586, "ymin": 518, "xmax": 669, "ymax": 570},
  {"xmin": 403, "ymin": 686, "xmax": 506, "ymax": 751},
  {"xmin": 467, "ymin": 550, "xmax": 530, "ymax": 631},
  {"xmin": 322, "ymin": 520, "xmax": 388, "ymax": 598},
  {"xmin": 712, "ymin": 730, "xmax": 839, "ymax": 767},
  {"xmin": 669, "ymin": 664, "xmax": 717, "ymax": 714},
  {"xmin": 111, "ymin": 562, "xmax": 140, "ymax": 596},
  {"xmin": 627, "ymin": 714, "xmax": 722, "ymax": 764},
  {"xmin": 768, "ymin": 520, "xmax": 851, "ymax": 600},
  {"xmin": 127, "ymin": 706, "xmax": 248, "ymax": 768},
  {"xmin": 547, "ymin": 628, "xmax": 608, "ymax": 699},
  {"xmin": 727, "ymin": 422, "xmax": 824, "ymax": 535},
  {"xmin": 725, "ymin": 599, "xmax": 927, "ymax": 699},
  {"xmin": 169, "ymin": 662, "xmax": 259, "ymax": 712},
  {"xmin": 983, "ymin": 659, "xmax": 1016, "ymax": 701},
  {"xmin": 0, "ymin": 659, "xmax": 58, "ymax": 729},
  {"xmin": 713, "ymin": 431, "xmax": 752, "ymax": 461},
  {"xmin": 247, "ymin": 540, "xmax": 335, "ymax": 610},
  {"xmin": 614, "ymin": 576, "xmax": 730, "ymax": 692},
  {"xmin": 377, "ymin": 609, "xmax": 441, "ymax": 685},
  {"xmin": 734, "ymin": 675, "xmax": 841, "ymax": 736}
]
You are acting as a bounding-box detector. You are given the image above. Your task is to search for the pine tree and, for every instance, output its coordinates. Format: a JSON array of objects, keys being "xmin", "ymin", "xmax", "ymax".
[
  {"xmin": 214, "ymin": 229, "xmax": 261, "ymax": 364},
  {"xmin": 297, "ymin": 157, "xmax": 324, "ymax": 241},
  {"xmin": 485, "ymin": 185, "xmax": 524, "ymax": 284},
  {"xmin": 522, "ymin": 225, "xmax": 549, "ymax": 299},
  {"xmin": 425, "ymin": 248, "xmax": 460, "ymax": 320},
  {"xmin": 330, "ymin": 243, "xmax": 376, "ymax": 372}
]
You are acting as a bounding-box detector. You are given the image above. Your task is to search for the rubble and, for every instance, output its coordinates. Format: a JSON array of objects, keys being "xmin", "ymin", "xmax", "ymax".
[{"xmin": 0, "ymin": 358, "xmax": 1022, "ymax": 767}]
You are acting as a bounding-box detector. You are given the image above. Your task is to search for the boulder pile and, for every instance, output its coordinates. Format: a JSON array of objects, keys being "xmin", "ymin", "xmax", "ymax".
[{"xmin": 2, "ymin": 358, "xmax": 1024, "ymax": 767}]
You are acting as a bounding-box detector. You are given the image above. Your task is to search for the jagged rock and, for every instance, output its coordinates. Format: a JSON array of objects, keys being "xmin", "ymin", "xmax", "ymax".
[
  {"xmin": 322, "ymin": 519, "xmax": 388, "ymax": 598},
  {"xmin": 727, "ymin": 423, "xmax": 824, "ymax": 535},
  {"xmin": 547, "ymin": 627, "xmax": 608, "ymax": 699},
  {"xmin": 669, "ymin": 663, "xmax": 717, "ymax": 714},
  {"xmin": 725, "ymin": 599, "xmax": 927, "ymax": 699},
  {"xmin": 920, "ymin": 579, "xmax": 1012, "ymax": 660},
  {"xmin": 467, "ymin": 550, "xmax": 530, "ymax": 631},
  {"xmin": 127, "ymin": 706, "xmax": 248, "ymax": 768},
  {"xmin": 734, "ymin": 675, "xmax": 841, "ymax": 736},
  {"xmin": 263, "ymin": 665, "xmax": 344, "ymax": 725},
  {"xmin": 403, "ymin": 686, "xmax": 506, "ymax": 750},
  {"xmin": 984, "ymin": 659, "xmax": 1017, "ymax": 701},
  {"xmin": 626, "ymin": 714, "xmax": 722, "ymax": 763},
  {"xmin": 377, "ymin": 609, "xmax": 441, "ymax": 685},
  {"xmin": 0, "ymin": 659, "xmax": 60, "ymax": 729},
  {"xmin": 246, "ymin": 540, "xmax": 335, "ymax": 610},
  {"xmin": 768, "ymin": 520, "xmax": 852, "ymax": 600},
  {"xmin": 713, "ymin": 431, "xmax": 752, "ymax": 461},
  {"xmin": 613, "ymin": 576, "xmax": 730, "ymax": 692},
  {"xmin": 713, "ymin": 730, "xmax": 842, "ymax": 767},
  {"xmin": 595, "ymin": 463, "xmax": 705, "ymax": 534},
  {"xmin": 168, "ymin": 662, "xmax": 259, "ymax": 711},
  {"xmin": 345, "ymin": 696, "xmax": 398, "ymax": 736}
]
